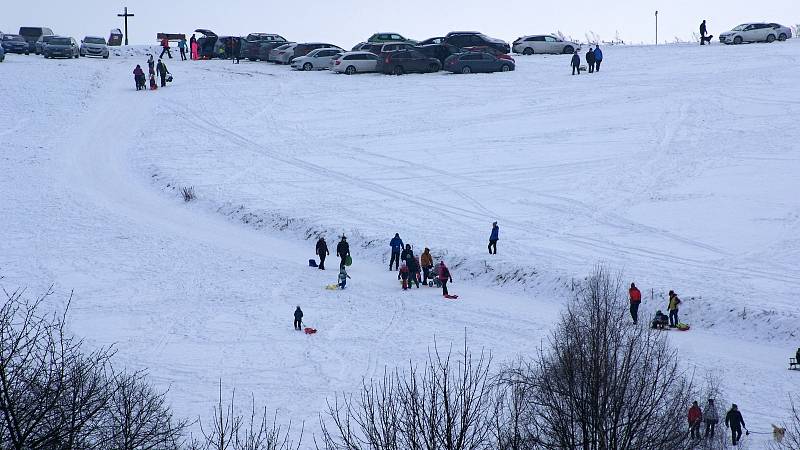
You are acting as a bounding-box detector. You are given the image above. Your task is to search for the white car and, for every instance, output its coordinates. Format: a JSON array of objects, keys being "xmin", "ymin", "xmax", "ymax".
[
  {"xmin": 719, "ymin": 23, "xmax": 792, "ymax": 45},
  {"xmin": 80, "ymin": 36, "xmax": 109, "ymax": 58},
  {"xmin": 269, "ymin": 43, "xmax": 296, "ymax": 63},
  {"xmin": 290, "ymin": 47, "xmax": 342, "ymax": 71},
  {"xmin": 332, "ymin": 51, "xmax": 379, "ymax": 74},
  {"xmin": 512, "ymin": 34, "xmax": 579, "ymax": 55}
]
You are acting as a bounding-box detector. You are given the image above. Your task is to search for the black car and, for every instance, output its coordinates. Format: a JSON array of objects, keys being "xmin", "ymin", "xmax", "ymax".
[
  {"xmin": 241, "ymin": 33, "xmax": 287, "ymax": 60},
  {"xmin": 292, "ymin": 42, "xmax": 342, "ymax": 61},
  {"xmin": 43, "ymin": 36, "xmax": 79, "ymax": 59},
  {"xmin": 379, "ymin": 49, "xmax": 441, "ymax": 75},
  {"xmin": 443, "ymin": 31, "xmax": 510, "ymax": 54},
  {"xmin": 2, "ymin": 34, "xmax": 30, "ymax": 54},
  {"xmin": 418, "ymin": 37, "xmax": 444, "ymax": 46},
  {"xmin": 19, "ymin": 26, "xmax": 54, "ymax": 53},
  {"xmin": 414, "ymin": 43, "xmax": 460, "ymax": 65}
]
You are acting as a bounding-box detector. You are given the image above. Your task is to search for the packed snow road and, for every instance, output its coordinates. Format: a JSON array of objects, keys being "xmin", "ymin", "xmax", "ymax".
[{"xmin": 1, "ymin": 41, "xmax": 798, "ymax": 443}]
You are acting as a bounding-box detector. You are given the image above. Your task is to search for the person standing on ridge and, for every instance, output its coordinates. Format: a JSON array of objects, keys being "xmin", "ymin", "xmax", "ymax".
[
  {"xmin": 594, "ymin": 45, "xmax": 603, "ymax": 72},
  {"xmin": 488, "ymin": 221, "xmax": 499, "ymax": 254},
  {"xmin": 293, "ymin": 306, "xmax": 303, "ymax": 330},
  {"xmin": 316, "ymin": 237, "xmax": 329, "ymax": 270},
  {"xmin": 159, "ymin": 36, "xmax": 172, "ymax": 59},
  {"xmin": 421, "ymin": 247, "xmax": 433, "ymax": 285},
  {"xmin": 629, "ymin": 282, "xmax": 642, "ymax": 324},
  {"xmin": 586, "ymin": 47, "xmax": 596, "ymax": 73},
  {"xmin": 725, "ymin": 404, "xmax": 746, "ymax": 446},
  {"xmin": 667, "ymin": 290, "xmax": 681, "ymax": 327},
  {"xmin": 571, "ymin": 50, "xmax": 581, "ymax": 75},
  {"xmin": 389, "ymin": 233, "xmax": 404, "ymax": 271},
  {"xmin": 336, "ymin": 236, "xmax": 350, "ymax": 269}
]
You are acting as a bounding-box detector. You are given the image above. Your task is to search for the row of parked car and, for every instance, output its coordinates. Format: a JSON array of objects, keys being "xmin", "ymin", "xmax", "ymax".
[{"xmin": 1, "ymin": 27, "xmax": 111, "ymax": 59}]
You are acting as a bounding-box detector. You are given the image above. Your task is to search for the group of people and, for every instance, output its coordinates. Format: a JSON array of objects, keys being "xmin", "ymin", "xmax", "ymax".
[
  {"xmin": 627, "ymin": 283, "xmax": 684, "ymax": 329},
  {"xmin": 133, "ymin": 54, "xmax": 170, "ymax": 91},
  {"xmin": 687, "ymin": 400, "xmax": 747, "ymax": 445},
  {"xmin": 571, "ymin": 44, "xmax": 604, "ymax": 75},
  {"xmin": 315, "ymin": 235, "xmax": 352, "ymax": 290}
]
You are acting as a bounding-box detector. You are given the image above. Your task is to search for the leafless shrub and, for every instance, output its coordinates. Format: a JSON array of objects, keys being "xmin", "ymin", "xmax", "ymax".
[
  {"xmin": 182, "ymin": 186, "xmax": 196, "ymax": 202},
  {"xmin": 769, "ymin": 395, "xmax": 800, "ymax": 450}
]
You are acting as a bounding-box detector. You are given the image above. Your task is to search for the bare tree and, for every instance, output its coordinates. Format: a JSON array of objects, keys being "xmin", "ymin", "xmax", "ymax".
[{"xmin": 769, "ymin": 395, "xmax": 800, "ymax": 450}]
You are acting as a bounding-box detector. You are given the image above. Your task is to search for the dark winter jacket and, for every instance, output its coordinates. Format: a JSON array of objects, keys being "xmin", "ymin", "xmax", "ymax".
[
  {"xmin": 157, "ymin": 62, "xmax": 168, "ymax": 76},
  {"xmin": 594, "ymin": 47, "xmax": 603, "ymax": 61},
  {"xmin": 725, "ymin": 409, "xmax": 745, "ymax": 430},
  {"xmin": 490, "ymin": 225, "xmax": 499, "ymax": 241},
  {"xmin": 571, "ymin": 53, "xmax": 580, "ymax": 67},
  {"xmin": 390, "ymin": 236, "xmax": 404, "ymax": 252},
  {"xmin": 700, "ymin": 22, "xmax": 707, "ymax": 35},
  {"xmin": 316, "ymin": 239, "xmax": 329, "ymax": 257},
  {"xmin": 133, "ymin": 66, "xmax": 144, "ymax": 77},
  {"xmin": 586, "ymin": 49, "xmax": 596, "ymax": 64},
  {"xmin": 438, "ymin": 264, "xmax": 452, "ymax": 282},
  {"xmin": 407, "ymin": 257, "xmax": 420, "ymax": 273},
  {"xmin": 401, "ymin": 247, "xmax": 413, "ymax": 262},
  {"xmin": 336, "ymin": 240, "xmax": 350, "ymax": 257},
  {"xmin": 294, "ymin": 307, "xmax": 303, "ymax": 320}
]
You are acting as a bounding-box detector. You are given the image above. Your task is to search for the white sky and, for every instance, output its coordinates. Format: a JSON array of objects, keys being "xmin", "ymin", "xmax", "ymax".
[{"xmin": 2, "ymin": 1, "xmax": 797, "ymax": 47}]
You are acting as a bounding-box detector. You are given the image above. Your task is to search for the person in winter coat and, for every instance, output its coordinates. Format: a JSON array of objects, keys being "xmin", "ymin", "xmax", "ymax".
[
  {"xmin": 338, "ymin": 266, "xmax": 351, "ymax": 289},
  {"xmin": 704, "ymin": 399, "xmax": 719, "ymax": 438},
  {"xmin": 190, "ymin": 34, "xmax": 198, "ymax": 60},
  {"xmin": 178, "ymin": 37, "xmax": 187, "ymax": 60},
  {"xmin": 667, "ymin": 290, "xmax": 681, "ymax": 327},
  {"xmin": 594, "ymin": 45, "xmax": 603, "ymax": 71},
  {"xmin": 156, "ymin": 59, "xmax": 168, "ymax": 87},
  {"xmin": 389, "ymin": 233, "xmax": 404, "ymax": 271},
  {"xmin": 651, "ymin": 310, "xmax": 668, "ymax": 329},
  {"xmin": 398, "ymin": 261, "xmax": 410, "ymax": 290},
  {"xmin": 488, "ymin": 222, "xmax": 499, "ymax": 254},
  {"xmin": 316, "ymin": 237, "xmax": 329, "ymax": 270},
  {"xmin": 133, "ymin": 65, "xmax": 146, "ymax": 90},
  {"xmin": 407, "ymin": 254, "xmax": 421, "ymax": 288},
  {"xmin": 293, "ymin": 306, "xmax": 303, "ymax": 330},
  {"xmin": 725, "ymin": 404, "xmax": 746, "ymax": 445},
  {"xmin": 401, "ymin": 244, "xmax": 414, "ymax": 262},
  {"xmin": 421, "ymin": 248, "xmax": 434, "ymax": 285},
  {"xmin": 159, "ymin": 37, "xmax": 172, "ymax": 59},
  {"xmin": 688, "ymin": 401, "xmax": 703, "ymax": 439},
  {"xmin": 438, "ymin": 261, "xmax": 453, "ymax": 296},
  {"xmin": 571, "ymin": 50, "xmax": 581, "ymax": 75},
  {"xmin": 147, "ymin": 55, "xmax": 155, "ymax": 75},
  {"xmin": 700, "ymin": 20, "xmax": 708, "ymax": 45},
  {"xmin": 337, "ymin": 236, "xmax": 350, "ymax": 269},
  {"xmin": 629, "ymin": 282, "xmax": 642, "ymax": 324},
  {"xmin": 586, "ymin": 48, "xmax": 596, "ymax": 73}
]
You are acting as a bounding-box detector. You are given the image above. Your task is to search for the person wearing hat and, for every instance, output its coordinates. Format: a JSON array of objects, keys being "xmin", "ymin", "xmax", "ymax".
[
  {"xmin": 293, "ymin": 306, "xmax": 303, "ymax": 330},
  {"xmin": 421, "ymin": 248, "xmax": 434, "ymax": 285},
  {"xmin": 725, "ymin": 403, "xmax": 746, "ymax": 445},
  {"xmin": 688, "ymin": 401, "xmax": 703, "ymax": 439},
  {"xmin": 336, "ymin": 235, "xmax": 350, "ymax": 269},
  {"xmin": 704, "ymin": 399, "xmax": 719, "ymax": 438},
  {"xmin": 488, "ymin": 222, "xmax": 499, "ymax": 254}
]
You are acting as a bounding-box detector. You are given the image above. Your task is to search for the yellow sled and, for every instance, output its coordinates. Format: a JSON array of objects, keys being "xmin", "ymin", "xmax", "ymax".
[{"xmin": 325, "ymin": 284, "xmax": 339, "ymax": 290}]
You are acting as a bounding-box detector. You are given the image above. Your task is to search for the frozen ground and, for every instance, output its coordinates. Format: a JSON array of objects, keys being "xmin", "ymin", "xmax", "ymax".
[{"xmin": 1, "ymin": 40, "xmax": 799, "ymax": 444}]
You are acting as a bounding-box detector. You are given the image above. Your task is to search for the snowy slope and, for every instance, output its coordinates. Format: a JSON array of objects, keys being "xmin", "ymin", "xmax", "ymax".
[{"xmin": 1, "ymin": 41, "xmax": 799, "ymax": 444}]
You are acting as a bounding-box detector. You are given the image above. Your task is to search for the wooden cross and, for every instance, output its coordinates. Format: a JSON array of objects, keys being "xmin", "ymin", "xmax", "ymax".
[{"xmin": 117, "ymin": 7, "xmax": 135, "ymax": 45}]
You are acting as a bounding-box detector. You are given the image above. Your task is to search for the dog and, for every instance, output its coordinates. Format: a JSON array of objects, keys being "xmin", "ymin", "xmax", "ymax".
[
  {"xmin": 700, "ymin": 35, "xmax": 714, "ymax": 45},
  {"xmin": 773, "ymin": 424, "xmax": 786, "ymax": 443}
]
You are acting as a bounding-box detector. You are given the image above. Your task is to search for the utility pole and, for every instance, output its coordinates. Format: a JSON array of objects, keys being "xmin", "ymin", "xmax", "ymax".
[
  {"xmin": 117, "ymin": 7, "xmax": 135, "ymax": 45},
  {"xmin": 655, "ymin": 10, "xmax": 659, "ymax": 45}
]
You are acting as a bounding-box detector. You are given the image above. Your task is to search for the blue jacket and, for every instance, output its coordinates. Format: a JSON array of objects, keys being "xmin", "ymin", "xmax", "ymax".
[
  {"xmin": 490, "ymin": 226, "xmax": 499, "ymax": 241},
  {"xmin": 390, "ymin": 236, "xmax": 404, "ymax": 252},
  {"xmin": 594, "ymin": 47, "xmax": 603, "ymax": 61}
]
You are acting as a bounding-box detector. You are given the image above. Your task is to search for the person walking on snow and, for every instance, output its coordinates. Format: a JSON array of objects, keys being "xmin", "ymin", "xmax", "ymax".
[
  {"xmin": 725, "ymin": 404, "xmax": 746, "ymax": 446},
  {"xmin": 338, "ymin": 266, "xmax": 351, "ymax": 289},
  {"xmin": 133, "ymin": 65, "xmax": 146, "ymax": 91},
  {"xmin": 421, "ymin": 248, "xmax": 434, "ymax": 285},
  {"xmin": 488, "ymin": 222, "xmax": 499, "ymax": 254},
  {"xmin": 293, "ymin": 306, "xmax": 303, "ymax": 330},
  {"xmin": 667, "ymin": 290, "xmax": 681, "ymax": 327},
  {"xmin": 438, "ymin": 261, "xmax": 453, "ymax": 297},
  {"xmin": 336, "ymin": 236, "xmax": 350, "ymax": 269},
  {"xmin": 571, "ymin": 50, "xmax": 581, "ymax": 75},
  {"xmin": 159, "ymin": 37, "xmax": 173, "ymax": 59},
  {"xmin": 407, "ymin": 253, "xmax": 420, "ymax": 288},
  {"xmin": 316, "ymin": 237, "xmax": 329, "ymax": 270},
  {"xmin": 389, "ymin": 233, "xmax": 404, "ymax": 271},
  {"xmin": 586, "ymin": 47, "xmax": 596, "ymax": 73},
  {"xmin": 156, "ymin": 59, "xmax": 169, "ymax": 87},
  {"xmin": 688, "ymin": 401, "xmax": 703, "ymax": 439},
  {"xmin": 178, "ymin": 37, "xmax": 187, "ymax": 60},
  {"xmin": 398, "ymin": 261, "xmax": 410, "ymax": 290},
  {"xmin": 704, "ymin": 399, "xmax": 719, "ymax": 438},
  {"xmin": 700, "ymin": 20, "xmax": 708, "ymax": 45},
  {"xmin": 593, "ymin": 45, "xmax": 603, "ymax": 72},
  {"xmin": 629, "ymin": 282, "xmax": 642, "ymax": 324}
]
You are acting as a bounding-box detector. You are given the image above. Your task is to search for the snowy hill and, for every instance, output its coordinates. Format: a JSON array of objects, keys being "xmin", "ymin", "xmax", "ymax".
[{"xmin": 1, "ymin": 40, "xmax": 798, "ymax": 444}]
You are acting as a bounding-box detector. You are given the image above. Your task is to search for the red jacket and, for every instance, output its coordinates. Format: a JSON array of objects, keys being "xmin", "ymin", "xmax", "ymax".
[
  {"xmin": 688, "ymin": 405, "xmax": 702, "ymax": 423},
  {"xmin": 629, "ymin": 287, "xmax": 641, "ymax": 302},
  {"xmin": 161, "ymin": 38, "xmax": 169, "ymax": 48}
]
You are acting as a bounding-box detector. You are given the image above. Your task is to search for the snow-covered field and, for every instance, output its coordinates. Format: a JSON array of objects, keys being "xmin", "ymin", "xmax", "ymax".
[{"xmin": 1, "ymin": 40, "xmax": 799, "ymax": 444}]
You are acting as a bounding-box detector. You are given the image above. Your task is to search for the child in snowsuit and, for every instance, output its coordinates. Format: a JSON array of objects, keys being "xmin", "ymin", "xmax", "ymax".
[
  {"xmin": 398, "ymin": 261, "xmax": 410, "ymax": 290},
  {"xmin": 338, "ymin": 267, "xmax": 351, "ymax": 289},
  {"xmin": 337, "ymin": 236, "xmax": 350, "ymax": 269},
  {"xmin": 293, "ymin": 306, "xmax": 303, "ymax": 330},
  {"xmin": 652, "ymin": 310, "xmax": 669, "ymax": 329}
]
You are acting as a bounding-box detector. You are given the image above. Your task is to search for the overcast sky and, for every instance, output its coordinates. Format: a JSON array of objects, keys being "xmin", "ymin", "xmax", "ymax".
[{"xmin": 2, "ymin": 1, "xmax": 797, "ymax": 47}]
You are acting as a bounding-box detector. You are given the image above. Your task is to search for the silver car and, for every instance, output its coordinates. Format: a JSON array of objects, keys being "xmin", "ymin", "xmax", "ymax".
[
  {"xmin": 719, "ymin": 23, "xmax": 792, "ymax": 44},
  {"xmin": 80, "ymin": 36, "xmax": 109, "ymax": 58},
  {"xmin": 512, "ymin": 34, "xmax": 579, "ymax": 55},
  {"xmin": 290, "ymin": 47, "xmax": 342, "ymax": 71},
  {"xmin": 269, "ymin": 42, "xmax": 296, "ymax": 64}
]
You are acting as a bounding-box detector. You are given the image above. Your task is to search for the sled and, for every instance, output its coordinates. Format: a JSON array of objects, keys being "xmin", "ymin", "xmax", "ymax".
[
  {"xmin": 309, "ymin": 259, "xmax": 318, "ymax": 268},
  {"xmin": 676, "ymin": 323, "xmax": 690, "ymax": 331},
  {"xmin": 325, "ymin": 284, "xmax": 339, "ymax": 290},
  {"xmin": 304, "ymin": 327, "xmax": 317, "ymax": 335},
  {"xmin": 444, "ymin": 294, "xmax": 459, "ymax": 300},
  {"xmin": 345, "ymin": 255, "xmax": 353, "ymax": 266}
]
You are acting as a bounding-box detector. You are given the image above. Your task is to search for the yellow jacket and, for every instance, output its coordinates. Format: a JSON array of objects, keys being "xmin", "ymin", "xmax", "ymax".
[
  {"xmin": 421, "ymin": 251, "xmax": 433, "ymax": 267},
  {"xmin": 668, "ymin": 295, "xmax": 681, "ymax": 311}
]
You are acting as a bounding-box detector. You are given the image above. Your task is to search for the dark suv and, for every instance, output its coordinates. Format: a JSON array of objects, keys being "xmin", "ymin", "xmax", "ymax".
[
  {"xmin": 2, "ymin": 34, "xmax": 30, "ymax": 54},
  {"xmin": 241, "ymin": 33, "xmax": 287, "ymax": 60},
  {"xmin": 379, "ymin": 49, "xmax": 441, "ymax": 75},
  {"xmin": 19, "ymin": 26, "xmax": 54, "ymax": 53},
  {"xmin": 443, "ymin": 31, "xmax": 510, "ymax": 54}
]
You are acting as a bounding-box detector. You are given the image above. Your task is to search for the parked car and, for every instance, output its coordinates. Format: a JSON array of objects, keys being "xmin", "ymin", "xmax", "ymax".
[
  {"xmin": 367, "ymin": 32, "xmax": 417, "ymax": 44},
  {"xmin": 444, "ymin": 51, "xmax": 515, "ymax": 74},
  {"xmin": 268, "ymin": 43, "xmax": 297, "ymax": 63},
  {"xmin": 351, "ymin": 42, "xmax": 371, "ymax": 51},
  {"xmin": 0, "ymin": 45, "xmax": 4, "ymax": 62},
  {"xmin": 43, "ymin": 36, "xmax": 79, "ymax": 59},
  {"xmin": 418, "ymin": 37, "xmax": 445, "ymax": 46},
  {"xmin": 379, "ymin": 49, "xmax": 441, "ymax": 75},
  {"xmin": 80, "ymin": 36, "xmax": 109, "ymax": 58},
  {"xmin": 443, "ymin": 31, "xmax": 510, "ymax": 54},
  {"xmin": 291, "ymin": 42, "xmax": 342, "ymax": 61},
  {"xmin": 719, "ymin": 23, "xmax": 792, "ymax": 44},
  {"xmin": 512, "ymin": 34, "xmax": 579, "ymax": 54},
  {"xmin": 2, "ymin": 34, "xmax": 30, "ymax": 54},
  {"xmin": 332, "ymin": 51, "xmax": 379, "ymax": 74},
  {"xmin": 36, "ymin": 35, "xmax": 59, "ymax": 55},
  {"xmin": 19, "ymin": 26, "xmax": 54, "ymax": 53},
  {"xmin": 290, "ymin": 47, "xmax": 342, "ymax": 70},
  {"xmin": 415, "ymin": 43, "xmax": 461, "ymax": 65},
  {"xmin": 194, "ymin": 29, "xmax": 220, "ymax": 58},
  {"xmin": 241, "ymin": 33, "xmax": 287, "ymax": 60}
]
